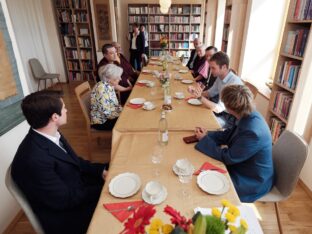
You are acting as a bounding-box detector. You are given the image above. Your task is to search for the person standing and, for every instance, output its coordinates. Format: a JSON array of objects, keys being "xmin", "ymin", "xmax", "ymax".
[
  {"xmin": 129, "ymin": 23, "xmax": 145, "ymax": 71},
  {"xmin": 140, "ymin": 24, "xmax": 149, "ymax": 57}
]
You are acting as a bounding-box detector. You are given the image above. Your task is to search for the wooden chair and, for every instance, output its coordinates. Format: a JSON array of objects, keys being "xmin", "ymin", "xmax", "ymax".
[
  {"xmin": 74, "ymin": 81, "xmax": 111, "ymax": 160},
  {"xmin": 245, "ymin": 81, "xmax": 258, "ymax": 99}
]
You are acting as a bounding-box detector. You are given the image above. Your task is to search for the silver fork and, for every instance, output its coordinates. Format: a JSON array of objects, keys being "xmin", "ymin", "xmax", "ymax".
[{"xmin": 107, "ymin": 205, "xmax": 135, "ymax": 213}]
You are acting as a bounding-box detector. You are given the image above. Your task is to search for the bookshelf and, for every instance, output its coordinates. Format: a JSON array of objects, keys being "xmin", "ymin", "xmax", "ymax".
[
  {"xmin": 221, "ymin": 0, "xmax": 232, "ymax": 52},
  {"xmin": 54, "ymin": 0, "xmax": 97, "ymax": 82},
  {"xmin": 128, "ymin": 4, "xmax": 203, "ymax": 60},
  {"xmin": 267, "ymin": 0, "xmax": 312, "ymax": 143}
]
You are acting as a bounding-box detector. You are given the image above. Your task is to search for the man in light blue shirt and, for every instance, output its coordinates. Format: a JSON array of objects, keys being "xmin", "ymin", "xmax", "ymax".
[{"xmin": 190, "ymin": 51, "xmax": 243, "ymax": 128}]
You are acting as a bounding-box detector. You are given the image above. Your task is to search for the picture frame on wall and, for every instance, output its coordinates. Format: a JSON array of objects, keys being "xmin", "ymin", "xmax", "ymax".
[
  {"xmin": 93, "ymin": 0, "xmax": 112, "ymax": 51},
  {"xmin": 0, "ymin": 3, "xmax": 25, "ymax": 136}
]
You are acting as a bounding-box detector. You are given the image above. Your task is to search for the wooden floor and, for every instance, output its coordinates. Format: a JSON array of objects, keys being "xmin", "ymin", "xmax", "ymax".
[{"xmin": 6, "ymin": 83, "xmax": 312, "ymax": 234}]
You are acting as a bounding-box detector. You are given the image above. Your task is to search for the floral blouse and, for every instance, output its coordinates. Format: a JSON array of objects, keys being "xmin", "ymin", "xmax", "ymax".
[{"xmin": 90, "ymin": 81, "xmax": 122, "ymax": 125}]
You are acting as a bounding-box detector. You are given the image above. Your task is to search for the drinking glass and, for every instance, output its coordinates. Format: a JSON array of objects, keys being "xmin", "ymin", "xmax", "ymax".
[
  {"xmin": 151, "ymin": 144, "xmax": 164, "ymax": 176},
  {"xmin": 178, "ymin": 171, "xmax": 193, "ymax": 199}
]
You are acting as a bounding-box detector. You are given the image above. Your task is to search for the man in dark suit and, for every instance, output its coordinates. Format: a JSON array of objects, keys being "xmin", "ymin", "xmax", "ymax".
[
  {"xmin": 186, "ymin": 38, "xmax": 201, "ymax": 70},
  {"xmin": 129, "ymin": 23, "xmax": 145, "ymax": 71},
  {"xmin": 11, "ymin": 90, "xmax": 108, "ymax": 234}
]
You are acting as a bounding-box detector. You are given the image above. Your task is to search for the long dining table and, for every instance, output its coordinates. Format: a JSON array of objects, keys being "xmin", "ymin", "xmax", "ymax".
[{"xmin": 87, "ymin": 57, "xmax": 240, "ymax": 233}]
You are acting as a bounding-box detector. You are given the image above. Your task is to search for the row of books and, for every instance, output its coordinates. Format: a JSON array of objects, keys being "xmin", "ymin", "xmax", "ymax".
[
  {"xmin": 290, "ymin": 0, "xmax": 312, "ymax": 20},
  {"xmin": 149, "ymin": 25, "xmax": 169, "ymax": 32},
  {"xmin": 270, "ymin": 118, "xmax": 286, "ymax": 143},
  {"xmin": 78, "ymin": 37, "xmax": 91, "ymax": 47},
  {"xmin": 57, "ymin": 10, "xmax": 88, "ymax": 23},
  {"xmin": 128, "ymin": 5, "xmax": 201, "ymax": 15},
  {"xmin": 191, "ymin": 16, "xmax": 201, "ymax": 24},
  {"xmin": 67, "ymin": 61, "xmax": 79, "ymax": 70},
  {"xmin": 223, "ymin": 27, "xmax": 229, "ymax": 40},
  {"xmin": 80, "ymin": 50, "xmax": 91, "ymax": 59},
  {"xmin": 72, "ymin": 12, "xmax": 88, "ymax": 22},
  {"xmin": 170, "ymin": 33, "xmax": 190, "ymax": 40},
  {"xmin": 170, "ymin": 6, "xmax": 191, "ymax": 14},
  {"xmin": 170, "ymin": 42, "xmax": 189, "ymax": 49},
  {"xmin": 56, "ymin": 0, "xmax": 70, "ymax": 8},
  {"xmin": 129, "ymin": 16, "xmax": 148, "ymax": 24},
  {"xmin": 128, "ymin": 7, "xmax": 148, "ymax": 14},
  {"xmin": 68, "ymin": 72, "xmax": 93, "ymax": 81},
  {"xmin": 64, "ymin": 36, "xmax": 76, "ymax": 47},
  {"xmin": 60, "ymin": 23, "xmax": 75, "ymax": 35},
  {"xmin": 192, "ymin": 6, "xmax": 201, "ymax": 15},
  {"xmin": 191, "ymin": 25, "xmax": 200, "ymax": 32},
  {"xmin": 56, "ymin": 0, "xmax": 86, "ymax": 9},
  {"xmin": 65, "ymin": 49, "xmax": 79, "ymax": 59},
  {"xmin": 170, "ymin": 16, "xmax": 190, "ymax": 23},
  {"xmin": 169, "ymin": 25, "xmax": 190, "ymax": 32},
  {"xmin": 149, "ymin": 16, "xmax": 169, "ymax": 23},
  {"xmin": 150, "ymin": 34, "xmax": 167, "ymax": 40},
  {"xmin": 277, "ymin": 61, "xmax": 301, "ymax": 89},
  {"xmin": 284, "ymin": 29, "xmax": 309, "ymax": 57},
  {"xmin": 81, "ymin": 61, "xmax": 93, "ymax": 70},
  {"xmin": 224, "ymin": 9, "xmax": 231, "ymax": 23},
  {"xmin": 272, "ymin": 91, "xmax": 293, "ymax": 119}
]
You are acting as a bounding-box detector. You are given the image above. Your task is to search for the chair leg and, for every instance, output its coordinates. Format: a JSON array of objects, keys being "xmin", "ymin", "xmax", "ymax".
[
  {"xmin": 57, "ymin": 77, "xmax": 63, "ymax": 91},
  {"xmin": 274, "ymin": 202, "xmax": 283, "ymax": 234}
]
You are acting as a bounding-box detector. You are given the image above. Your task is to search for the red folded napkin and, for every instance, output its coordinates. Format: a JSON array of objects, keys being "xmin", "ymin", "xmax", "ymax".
[
  {"xmin": 103, "ymin": 200, "xmax": 144, "ymax": 222},
  {"xmin": 194, "ymin": 162, "xmax": 227, "ymax": 175},
  {"xmin": 136, "ymin": 83, "xmax": 146, "ymax": 87},
  {"xmin": 126, "ymin": 103, "xmax": 143, "ymax": 109},
  {"xmin": 185, "ymin": 96, "xmax": 196, "ymax": 101}
]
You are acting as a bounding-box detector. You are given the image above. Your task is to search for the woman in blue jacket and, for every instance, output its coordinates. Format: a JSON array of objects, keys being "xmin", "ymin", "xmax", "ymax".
[{"xmin": 195, "ymin": 84, "xmax": 273, "ymax": 202}]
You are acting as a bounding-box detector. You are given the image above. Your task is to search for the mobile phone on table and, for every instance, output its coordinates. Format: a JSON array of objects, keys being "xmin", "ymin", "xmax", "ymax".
[{"xmin": 183, "ymin": 135, "xmax": 199, "ymax": 144}]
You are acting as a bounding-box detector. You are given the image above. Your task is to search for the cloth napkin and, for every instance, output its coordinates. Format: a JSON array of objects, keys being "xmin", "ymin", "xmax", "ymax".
[
  {"xmin": 126, "ymin": 103, "xmax": 143, "ymax": 109},
  {"xmin": 136, "ymin": 83, "xmax": 146, "ymax": 87},
  {"xmin": 103, "ymin": 200, "xmax": 144, "ymax": 222},
  {"xmin": 194, "ymin": 162, "xmax": 227, "ymax": 175}
]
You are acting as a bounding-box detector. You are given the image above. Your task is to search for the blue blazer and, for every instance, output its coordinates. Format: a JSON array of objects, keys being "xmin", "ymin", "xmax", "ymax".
[
  {"xmin": 195, "ymin": 111, "xmax": 273, "ymax": 202},
  {"xmin": 11, "ymin": 129, "xmax": 106, "ymax": 234}
]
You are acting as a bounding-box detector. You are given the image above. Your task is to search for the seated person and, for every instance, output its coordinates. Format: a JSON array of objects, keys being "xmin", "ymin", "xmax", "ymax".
[
  {"xmin": 96, "ymin": 44, "xmax": 133, "ymax": 104},
  {"xmin": 194, "ymin": 85, "xmax": 274, "ymax": 203},
  {"xmin": 189, "ymin": 51, "xmax": 243, "ymax": 128},
  {"xmin": 11, "ymin": 90, "xmax": 108, "ymax": 234},
  {"xmin": 191, "ymin": 45, "xmax": 209, "ymax": 82},
  {"xmin": 91, "ymin": 64, "xmax": 129, "ymax": 130},
  {"xmin": 203, "ymin": 46, "xmax": 218, "ymax": 90}
]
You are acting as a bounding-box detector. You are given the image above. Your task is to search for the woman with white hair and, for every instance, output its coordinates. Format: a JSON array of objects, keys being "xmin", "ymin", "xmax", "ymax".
[{"xmin": 90, "ymin": 64, "xmax": 127, "ymax": 130}]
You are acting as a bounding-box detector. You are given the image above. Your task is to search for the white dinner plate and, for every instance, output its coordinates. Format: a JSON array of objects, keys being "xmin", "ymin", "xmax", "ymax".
[
  {"xmin": 179, "ymin": 69, "xmax": 188, "ymax": 74},
  {"xmin": 109, "ymin": 172, "xmax": 141, "ymax": 198},
  {"xmin": 142, "ymin": 69, "xmax": 151, "ymax": 73},
  {"xmin": 181, "ymin": 79, "xmax": 193, "ymax": 84},
  {"xmin": 130, "ymin": 98, "xmax": 146, "ymax": 105},
  {"xmin": 138, "ymin": 79, "xmax": 151, "ymax": 84},
  {"xmin": 187, "ymin": 98, "xmax": 202, "ymax": 105},
  {"xmin": 197, "ymin": 171, "xmax": 230, "ymax": 195},
  {"xmin": 142, "ymin": 186, "xmax": 167, "ymax": 205}
]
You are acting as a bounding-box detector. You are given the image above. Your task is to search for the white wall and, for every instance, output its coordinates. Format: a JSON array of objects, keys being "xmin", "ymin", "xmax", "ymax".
[
  {"xmin": 0, "ymin": 0, "xmax": 30, "ymax": 232},
  {"xmin": 239, "ymin": 0, "xmax": 288, "ymax": 88},
  {"xmin": 6, "ymin": 0, "xmax": 66, "ymax": 92},
  {"xmin": 214, "ymin": 0, "xmax": 226, "ymax": 51}
]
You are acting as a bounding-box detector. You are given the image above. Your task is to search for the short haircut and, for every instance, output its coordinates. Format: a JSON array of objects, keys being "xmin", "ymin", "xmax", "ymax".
[
  {"xmin": 221, "ymin": 85, "xmax": 254, "ymax": 117},
  {"xmin": 196, "ymin": 44, "xmax": 206, "ymax": 51},
  {"xmin": 206, "ymin": 46, "xmax": 218, "ymax": 52},
  {"xmin": 133, "ymin": 23, "xmax": 139, "ymax": 28},
  {"xmin": 102, "ymin": 43, "xmax": 114, "ymax": 55},
  {"xmin": 21, "ymin": 90, "xmax": 64, "ymax": 129},
  {"xmin": 98, "ymin": 64, "xmax": 123, "ymax": 82},
  {"xmin": 209, "ymin": 51, "xmax": 230, "ymax": 69}
]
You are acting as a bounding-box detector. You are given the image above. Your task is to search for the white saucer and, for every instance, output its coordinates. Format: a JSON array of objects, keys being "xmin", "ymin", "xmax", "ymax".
[
  {"xmin": 174, "ymin": 95, "xmax": 185, "ymax": 100},
  {"xmin": 142, "ymin": 186, "xmax": 168, "ymax": 205},
  {"xmin": 188, "ymin": 98, "xmax": 202, "ymax": 105},
  {"xmin": 179, "ymin": 70, "xmax": 188, "ymax": 74},
  {"xmin": 143, "ymin": 105, "xmax": 156, "ymax": 110},
  {"xmin": 172, "ymin": 164, "xmax": 195, "ymax": 176},
  {"xmin": 197, "ymin": 171, "xmax": 230, "ymax": 195},
  {"xmin": 130, "ymin": 98, "xmax": 146, "ymax": 105},
  {"xmin": 181, "ymin": 79, "xmax": 193, "ymax": 84}
]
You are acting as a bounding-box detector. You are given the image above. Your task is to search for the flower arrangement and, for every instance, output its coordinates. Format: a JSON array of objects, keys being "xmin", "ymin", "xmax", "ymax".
[
  {"xmin": 122, "ymin": 200, "xmax": 249, "ymax": 234},
  {"xmin": 160, "ymin": 35, "xmax": 168, "ymax": 49},
  {"xmin": 158, "ymin": 73, "xmax": 170, "ymax": 86}
]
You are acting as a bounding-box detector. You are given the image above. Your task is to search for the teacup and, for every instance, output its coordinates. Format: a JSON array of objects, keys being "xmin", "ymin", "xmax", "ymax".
[
  {"xmin": 143, "ymin": 101, "xmax": 154, "ymax": 110},
  {"xmin": 146, "ymin": 81, "xmax": 155, "ymax": 87},
  {"xmin": 145, "ymin": 181, "xmax": 163, "ymax": 202},
  {"xmin": 175, "ymin": 92, "xmax": 184, "ymax": 99},
  {"xmin": 176, "ymin": 159, "xmax": 192, "ymax": 173}
]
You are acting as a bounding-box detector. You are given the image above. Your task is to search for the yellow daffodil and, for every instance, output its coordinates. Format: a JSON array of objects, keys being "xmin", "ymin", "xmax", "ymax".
[
  {"xmin": 221, "ymin": 199, "xmax": 231, "ymax": 207},
  {"xmin": 228, "ymin": 205, "xmax": 240, "ymax": 217},
  {"xmin": 162, "ymin": 224, "xmax": 174, "ymax": 234},
  {"xmin": 211, "ymin": 207, "xmax": 221, "ymax": 218},
  {"xmin": 225, "ymin": 212, "xmax": 236, "ymax": 223},
  {"xmin": 149, "ymin": 230, "xmax": 159, "ymax": 234},
  {"xmin": 228, "ymin": 225, "xmax": 237, "ymax": 232},
  {"xmin": 240, "ymin": 219, "xmax": 249, "ymax": 230},
  {"xmin": 150, "ymin": 218, "xmax": 163, "ymax": 230}
]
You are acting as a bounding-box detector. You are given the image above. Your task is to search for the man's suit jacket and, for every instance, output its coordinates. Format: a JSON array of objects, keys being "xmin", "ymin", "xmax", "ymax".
[
  {"xmin": 11, "ymin": 129, "xmax": 105, "ymax": 234},
  {"xmin": 195, "ymin": 111, "xmax": 274, "ymax": 202},
  {"xmin": 129, "ymin": 31, "xmax": 145, "ymax": 54},
  {"xmin": 186, "ymin": 49, "xmax": 198, "ymax": 69}
]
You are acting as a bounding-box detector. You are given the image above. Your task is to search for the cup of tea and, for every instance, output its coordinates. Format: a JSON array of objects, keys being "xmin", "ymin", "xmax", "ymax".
[{"xmin": 145, "ymin": 181, "xmax": 163, "ymax": 202}]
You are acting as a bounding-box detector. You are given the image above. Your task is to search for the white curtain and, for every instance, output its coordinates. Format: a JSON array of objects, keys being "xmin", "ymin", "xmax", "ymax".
[{"xmin": 6, "ymin": 0, "xmax": 66, "ymax": 92}]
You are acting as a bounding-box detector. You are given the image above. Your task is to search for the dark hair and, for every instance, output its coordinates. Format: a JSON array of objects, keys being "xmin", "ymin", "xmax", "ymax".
[
  {"xmin": 101, "ymin": 43, "xmax": 114, "ymax": 55},
  {"xmin": 132, "ymin": 23, "xmax": 139, "ymax": 28},
  {"xmin": 21, "ymin": 90, "xmax": 64, "ymax": 129},
  {"xmin": 209, "ymin": 51, "xmax": 229, "ymax": 69},
  {"xmin": 205, "ymin": 46, "xmax": 217, "ymax": 52}
]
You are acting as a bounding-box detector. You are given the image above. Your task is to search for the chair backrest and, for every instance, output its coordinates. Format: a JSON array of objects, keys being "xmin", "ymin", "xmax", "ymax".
[
  {"xmin": 180, "ymin": 54, "xmax": 184, "ymax": 63},
  {"xmin": 5, "ymin": 165, "xmax": 44, "ymax": 234},
  {"xmin": 245, "ymin": 81, "xmax": 258, "ymax": 99},
  {"xmin": 29, "ymin": 58, "xmax": 46, "ymax": 79},
  {"xmin": 75, "ymin": 81, "xmax": 92, "ymax": 127},
  {"xmin": 273, "ymin": 130, "xmax": 308, "ymax": 199}
]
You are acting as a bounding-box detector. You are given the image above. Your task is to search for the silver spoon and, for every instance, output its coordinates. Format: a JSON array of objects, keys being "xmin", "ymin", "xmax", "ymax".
[{"xmin": 107, "ymin": 205, "xmax": 135, "ymax": 213}]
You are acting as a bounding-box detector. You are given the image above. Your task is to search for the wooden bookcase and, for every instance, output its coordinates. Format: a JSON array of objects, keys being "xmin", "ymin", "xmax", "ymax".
[
  {"xmin": 128, "ymin": 4, "xmax": 204, "ymax": 61},
  {"xmin": 221, "ymin": 0, "xmax": 232, "ymax": 52},
  {"xmin": 54, "ymin": 0, "xmax": 97, "ymax": 82},
  {"xmin": 267, "ymin": 0, "xmax": 312, "ymax": 143}
]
